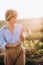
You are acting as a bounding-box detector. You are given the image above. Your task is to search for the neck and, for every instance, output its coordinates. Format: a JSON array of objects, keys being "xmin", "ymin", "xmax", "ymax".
[
  {"xmin": 6, "ymin": 23, "xmax": 14, "ymax": 31},
  {"xmin": 9, "ymin": 23, "xmax": 14, "ymax": 27},
  {"xmin": 6, "ymin": 24, "xmax": 14, "ymax": 33}
]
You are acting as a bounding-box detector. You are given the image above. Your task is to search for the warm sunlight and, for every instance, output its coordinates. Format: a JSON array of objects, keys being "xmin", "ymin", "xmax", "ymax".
[{"xmin": 0, "ymin": 0, "xmax": 43, "ymax": 20}]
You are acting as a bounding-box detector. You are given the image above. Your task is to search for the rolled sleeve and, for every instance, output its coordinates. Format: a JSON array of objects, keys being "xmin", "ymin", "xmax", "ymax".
[{"xmin": 0, "ymin": 40, "xmax": 7, "ymax": 49}]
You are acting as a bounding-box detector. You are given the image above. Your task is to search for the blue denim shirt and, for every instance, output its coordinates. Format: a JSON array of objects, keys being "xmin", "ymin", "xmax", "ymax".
[{"xmin": 0, "ymin": 24, "xmax": 23, "ymax": 48}]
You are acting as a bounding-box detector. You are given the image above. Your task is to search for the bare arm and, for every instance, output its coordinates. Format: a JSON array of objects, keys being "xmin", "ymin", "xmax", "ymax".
[{"xmin": 5, "ymin": 41, "xmax": 20, "ymax": 49}]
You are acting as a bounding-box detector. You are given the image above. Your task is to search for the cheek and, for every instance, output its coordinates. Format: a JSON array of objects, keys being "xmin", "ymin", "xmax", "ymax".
[
  {"xmin": 12, "ymin": 18, "xmax": 16, "ymax": 22},
  {"xmin": 11, "ymin": 21, "xmax": 16, "ymax": 24},
  {"xmin": 10, "ymin": 18, "xmax": 17, "ymax": 24}
]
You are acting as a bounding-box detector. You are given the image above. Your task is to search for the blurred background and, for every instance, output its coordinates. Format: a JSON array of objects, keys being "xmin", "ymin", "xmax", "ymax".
[{"xmin": 0, "ymin": 0, "xmax": 43, "ymax": 65}]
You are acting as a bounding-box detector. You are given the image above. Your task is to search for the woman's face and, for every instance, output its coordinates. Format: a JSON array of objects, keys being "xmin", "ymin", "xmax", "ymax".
[
  {"xmin": 6, "ymin": 10, "xmax": 18, "ymax": 25},
  {"xmin": 9, "ymin": 16, "xmax": 17, "ymax": 25}
]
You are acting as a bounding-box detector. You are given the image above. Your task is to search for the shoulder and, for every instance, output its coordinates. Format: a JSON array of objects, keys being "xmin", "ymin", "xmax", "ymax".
[
  {"xmin": 0, "ymin": 25, "xmax": 6, "ymax": 34},
  {"xmin": 14, "ymin": 24, "xmax": 23, "ymax": 29}
]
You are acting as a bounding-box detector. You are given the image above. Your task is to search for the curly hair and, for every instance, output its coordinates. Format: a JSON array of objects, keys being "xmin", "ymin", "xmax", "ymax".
[{"xmin": 5, "ymin": 9, "xmax": 18, "ymax": 21}]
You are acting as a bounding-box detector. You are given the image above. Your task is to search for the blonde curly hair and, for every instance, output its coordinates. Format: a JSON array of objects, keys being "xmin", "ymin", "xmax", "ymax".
[{"xmin": 5, "ymin": 9, "xmax": 18, "ymax": 21}]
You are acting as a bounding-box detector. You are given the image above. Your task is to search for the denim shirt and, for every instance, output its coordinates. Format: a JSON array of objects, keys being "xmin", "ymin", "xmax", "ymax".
[{"xmin": 0, "ymin": 24, "xmax": 23, "ymax": 48}]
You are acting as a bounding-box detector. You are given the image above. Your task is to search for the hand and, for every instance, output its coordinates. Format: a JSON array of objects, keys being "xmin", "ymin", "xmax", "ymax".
[{"xmin": 5, "ymin": 41, "xmax": 20, "ymax": 49}]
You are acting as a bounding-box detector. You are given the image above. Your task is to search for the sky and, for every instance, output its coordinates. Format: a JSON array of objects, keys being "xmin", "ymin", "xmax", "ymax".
[{"xmin": 0, "ymin": 0, "xmax": 43, "ymax": 20}]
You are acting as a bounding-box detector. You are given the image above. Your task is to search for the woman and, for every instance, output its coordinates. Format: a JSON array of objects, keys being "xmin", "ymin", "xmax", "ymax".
[{"xmin": 0, "ymin": 9, "xmax": 25, "ymax": 65}]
